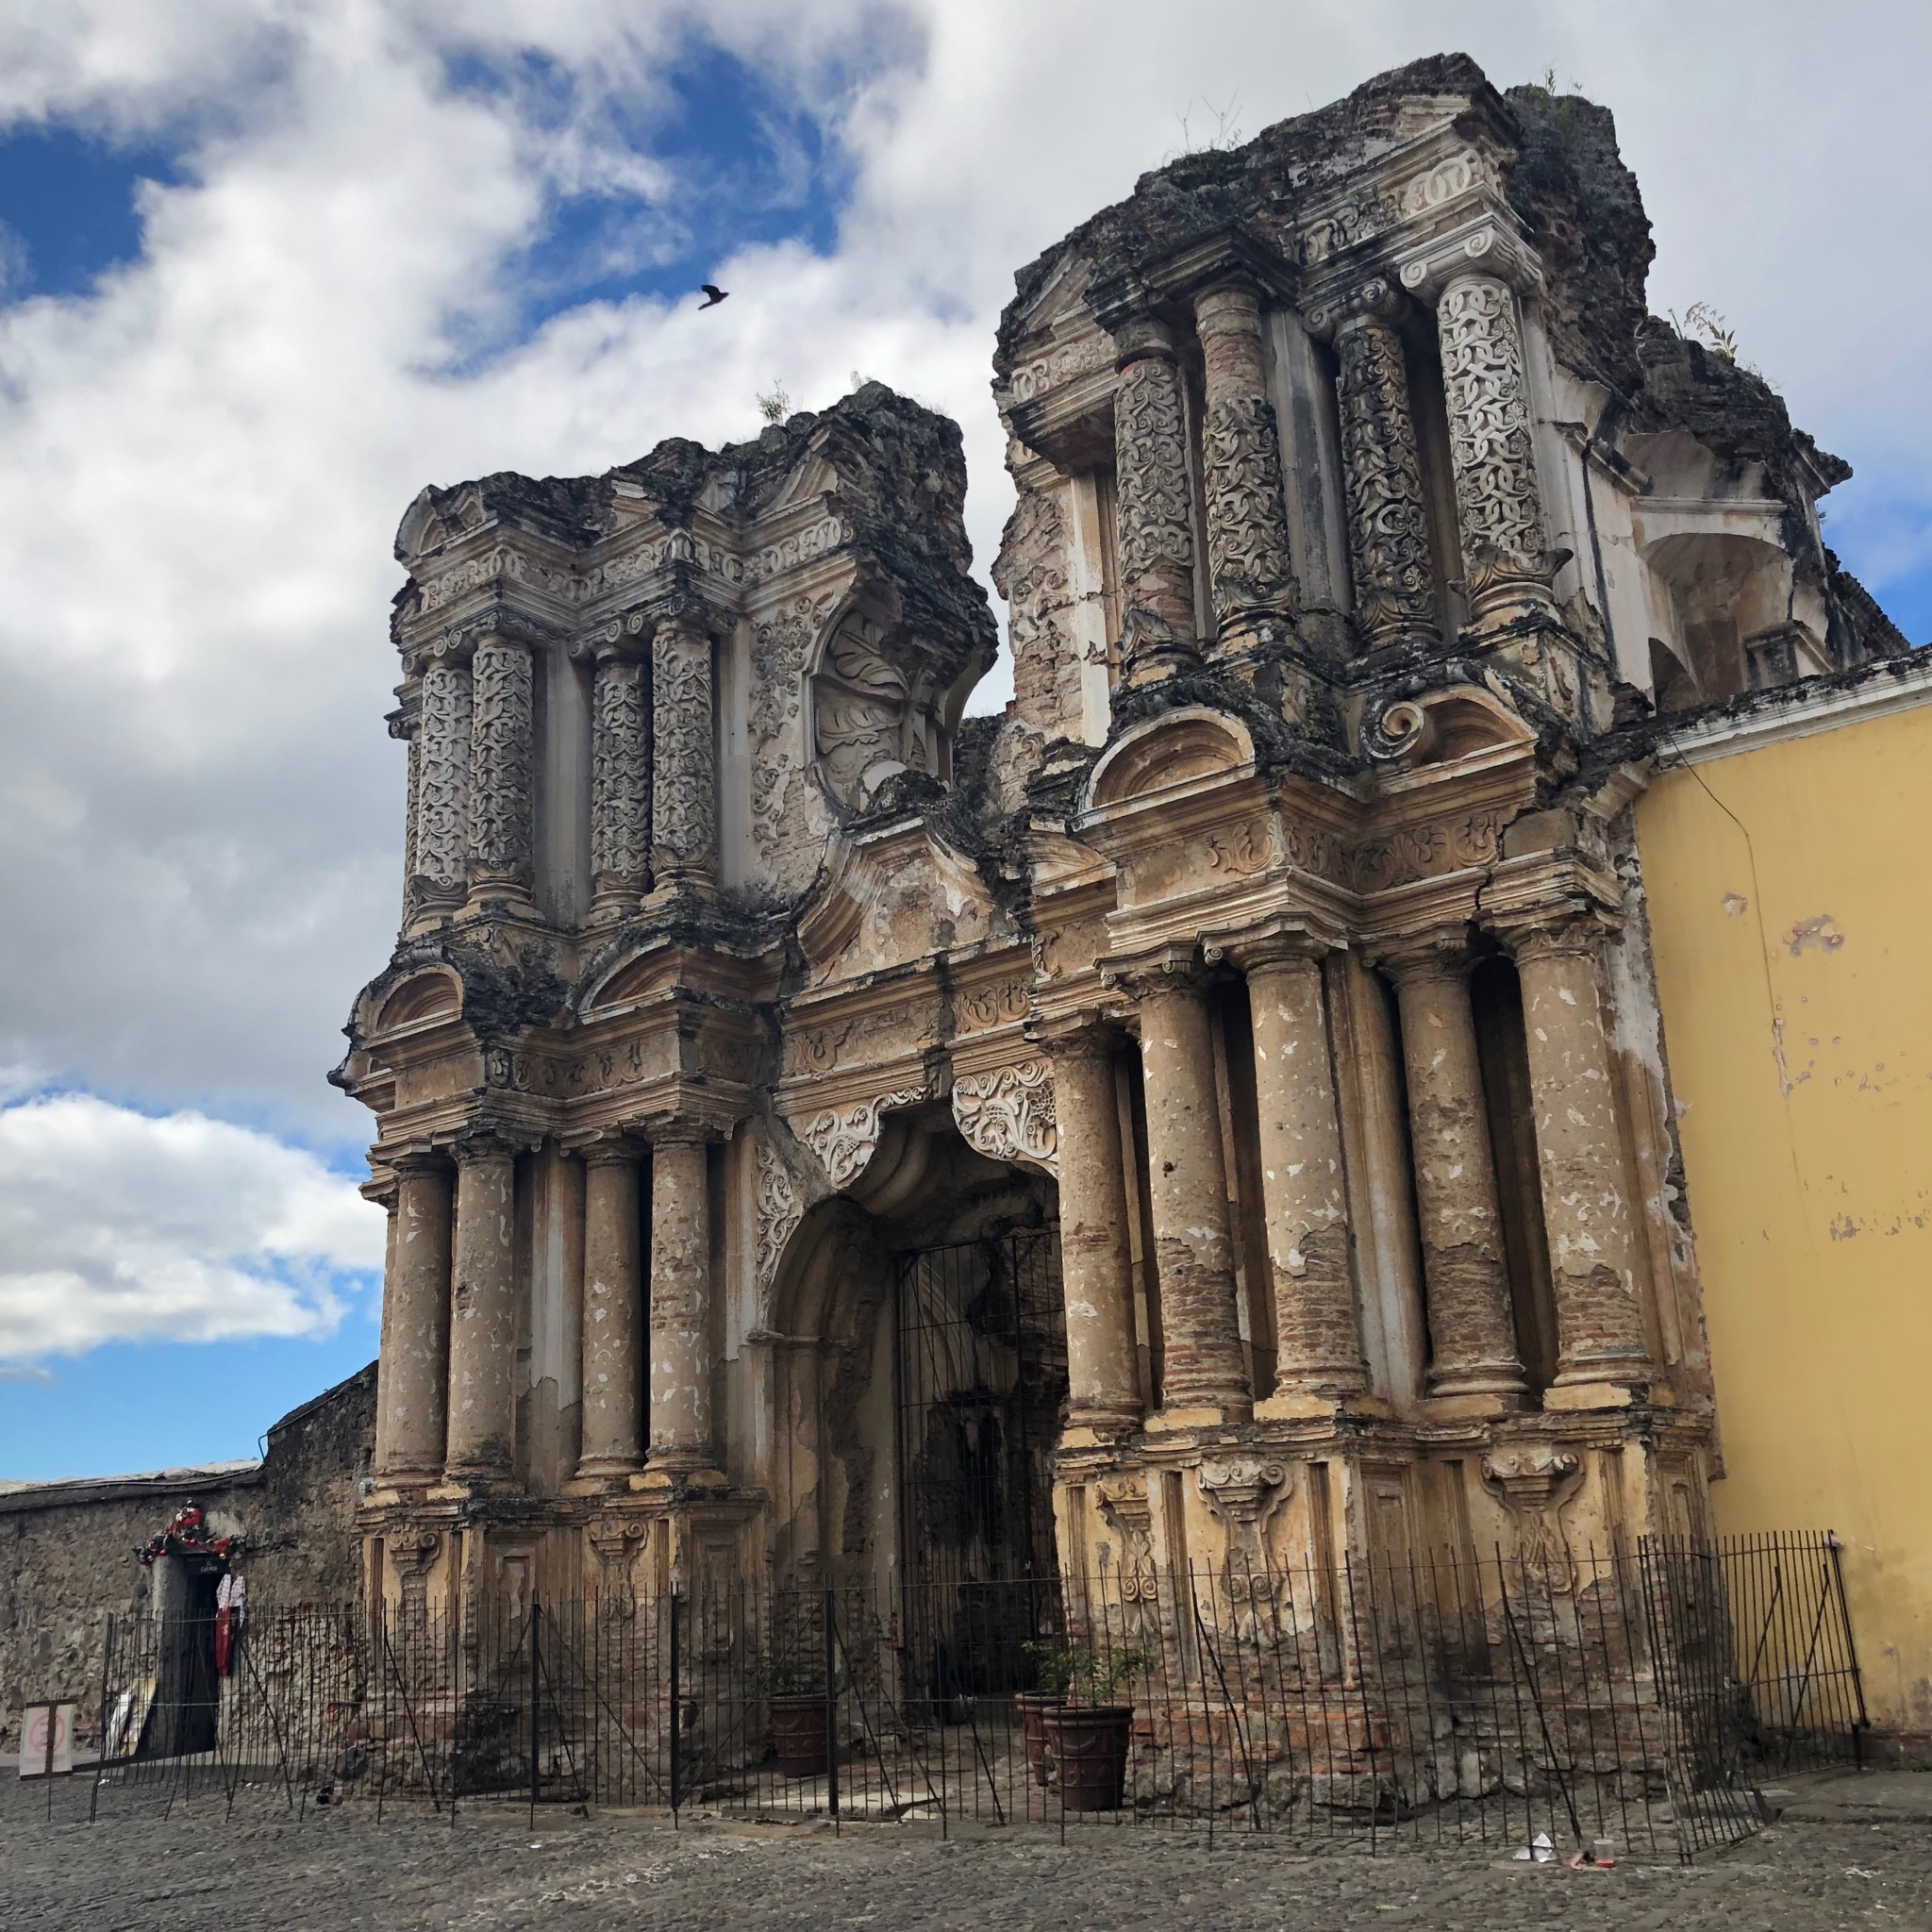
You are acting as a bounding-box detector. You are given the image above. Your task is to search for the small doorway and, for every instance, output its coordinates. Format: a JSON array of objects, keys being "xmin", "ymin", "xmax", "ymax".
[
  {"xmin": 144, "ymin": 1556, "xmax": 225, "ymax": 1757},
  {"xmin": 892, "ymin": 1230, "xmax": 1067, "ymax": 1699}
]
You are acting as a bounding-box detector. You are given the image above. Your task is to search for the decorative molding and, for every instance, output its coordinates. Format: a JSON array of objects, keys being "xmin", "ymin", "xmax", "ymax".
[
  {"xmin": 755, "ymin": 1133, "xmax": 806, "ymax": 1295},
  {"xmin": 1201, "ymin": 392, "xmax": 1298, "ymax": 624},
  {"xmin": 1481, "ymin": 1450, "xmax": 1583, "ymax": 1588},
  {"xmin": 951, "ymin": 1059, "xmax": 1058, "ymax": 1170},
  {"xmin": 801, "ymin": 1088, "xmax": 926, "ymax": 1191},
  {"xmin": 467, "ymin": 633, "xmax": 534, "ymax": 891},
  {"xmin": 1112, "ymin": 344, "xmax": 1196, "ymax": 645},
  {"xmin": 652, "ymin": 616, "xmax": 716, "ymax": 877},
  {"xmin": 1353, "ymin": 808, "xmax": 1503, "ymax": 893},
  {"xmin": 589, "ymin": 1519, "xmax": 646, "ymax": 1620},
  {"xmin": 413, "ymin": 658, "xmax": 472, "ymax": 899},
  {"xmin": 996, "ymin": 333, "xmax": 1112, "ymax": 406},
  {"xmin": 590, "ymin": 650, "xmax": 651, "ymax": 898}
]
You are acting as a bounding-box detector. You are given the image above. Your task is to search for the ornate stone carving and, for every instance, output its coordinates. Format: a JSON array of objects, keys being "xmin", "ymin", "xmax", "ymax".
[
  {"xmin": 997, "ymin": 332, "xmax": 1111, "ymax": 405},
  {"xmin": 1402, "ymin": 147, "xmax": 1488, "ymax": 215},
  {"xmin": 414, "ymin": 655, "xmax": 472, "ymax": 904},
  {"xmin": 812, "ymin": 610, "xmax": 916, "ymax": 809},
  {"xmin": 589, "ymin": 1519, "xmax": 646, "ymax": 1620},
  {"xmin": 590, "ymin": 627, "xmax": 650, "ymax": 908},
  {"xmin": 755, "ymin": 1133, "xmax": 805, "ymax": 1294},
  {"xmin": 390, "ymin": 1529, "xmax": 441, "ymax": 1620},
  {"xmin": 801, "ymin": 1088, "xmax": 926, "ymax": 1191},
  {"xmin": 1199, "ymin": 1459, "xmax": 1291, "ymax": 1626},
  {"xmin": 748, "ymin": 598, "xmax": 817, "ymax": 857},
  {"xmin": 1096, "ymin": 1477, "xmax": 1160, "ymax": 1635},
  {"xmin": 1435, "ymin": 273, "xmax": 1551, "ymax": 616},
  {"xmin": 955, "ymin": 977, "xmax": 1030, "ymax": 1035},
  {"xmin": 952, "ymin": 1059, "xmax": 1058, "ymax": 1170},
  {"xmin": 1202, "ymin": 393, "xmax": 1298, "ymax": 624},
  {"xmin": 1352, "ymin": 809, "xmax": 1503, "ymax": 892},
  {"xmin": 652, "ymin": 612, "xmax": 715, "ymax": 882},
  {"xmin": 1111, "ymin": 335, "xmax": 1197, "ymax": 664},
  {"xmin": 1327, "ymin": 288, "xmax": 1437, "ymax": 650},
  {"xmin": 467, "ymin": 632, "xmax": 534, "ymax": 894},
  {"xmin": 1481, "ymin": 1451, "xmax": 1582, "ymax": 1588}
]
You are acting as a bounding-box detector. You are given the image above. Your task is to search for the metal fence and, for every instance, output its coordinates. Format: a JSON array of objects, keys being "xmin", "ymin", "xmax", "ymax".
[{"xmin": 45, "ymin": 1531, "xmax": 1866, "ymax": 1861}]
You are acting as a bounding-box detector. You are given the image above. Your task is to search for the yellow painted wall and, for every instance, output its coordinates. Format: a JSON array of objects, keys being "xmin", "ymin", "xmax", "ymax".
[{"xmin": 1637, "ymin": 699, "xmax": 1932, "ymax": 1736}]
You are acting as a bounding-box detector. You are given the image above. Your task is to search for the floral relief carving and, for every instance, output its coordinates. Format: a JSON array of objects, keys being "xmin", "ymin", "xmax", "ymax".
[
  {"xmin": 1112, "ymin": 353, "xmax": 1195, "ymax": 625},
  {"xmin": 1203, "ymin": 819, "xmax": 1273, "ymax": 877},
  {"xmin": 997, "ymin": 333, "xmax": 1111, "ymax": 405},
  {"xmin": 955, "ymin": 978, "xmax": 1030, "ymax": 1036},
  {"xmin": 783, "ymin": 1021, "xmax": 852, "ymax": 1078},
  {"xmin": 415, "ymin": 658, "xmax": 473, "ymax": 899},
  {"xmin": 802, "ymin": 1088, "xmax": 926, "ymax": 1191},
  {"xmin": 1332, "ymin": 301, "xmax": 1437, "ymax": 649},
  {"xmin": 1436, "ymin": 274, "xmax": 1550, "ymax": 610},
  {"xmin": 1353, "ymin": 810, "xmax": 1502, "ymax": 893},
  {"xmin": 1402, "ymin": 147, "xmax": 1488, "ymax": 215},
  {"xmin": 1201, "ymin": 393, "xmax": 1298, "ymax": 623},
  {"xmin": 748, "ymin": 598, "xmax": 818, "ymax": 856},
  {"xmin": 951, "ymin": 1059, "xmax": 1057, "ymax": 1170},
  {"xmin": 591, "ymin": 648, "xmax": 650, "ymax": 893},
  {"xmin": 652, "ymin": 617, "xmax": 715, "ymax": 874},
  {"xmin": 811, "ymin": 610, "xmax": 935, "ymax": 810},
  {"xmin": 755, "ymin": 1133, "xmax": 806, "ymax": 1295},
  {"xmin": 468, "ymin": 635, "xmax": 535, "ymax": 889}
]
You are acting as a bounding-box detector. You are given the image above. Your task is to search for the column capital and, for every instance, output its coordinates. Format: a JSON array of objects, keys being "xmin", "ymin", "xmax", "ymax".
[
  {"xmin": 359, "ymin": 1174, "xmax": 400, "ymax": 1210},
  {"xmin": 386, "ymin": 1145, "xmax": 452, "ymax": 1181},
  {"xmin": 1304, "ymin": 275, "xmax": 1407, "ymax": 342},
  {"xmin": 1204, "ymin": 919, "xmax": 1341, "ymax": 974},
  {"xmin": 1368, "ymin": 927, "xmax": 1476, "ymax": 983},
  {"xmin": 647, "ymin": 590, "xmax": 721, "ymax": 641},
  {"xmin": 1098, "ymin": 941, "xmax": 1208, "ymax": 1002},
  {"xmin": 1029, "ymin": 1011, "xmax": 1122, "ymax": 1062},
  {"xmin": 1488, "ymin": 904, "xmax": 1618, "ymax": 965},
  {"xmin": 569, "ymin": 608, "xmax": 654, "ymax": 664},
  {"xmin": 1110, "ymin": 312, "xmax": 1178, "ymax": 368},
  {"xmin": 449, "ymin": 1125, "xmax": 527, "ymax": 1165},
  {"xmin": 570, "ymin": 1131, "xmax": 649, "ymax": 1167}
]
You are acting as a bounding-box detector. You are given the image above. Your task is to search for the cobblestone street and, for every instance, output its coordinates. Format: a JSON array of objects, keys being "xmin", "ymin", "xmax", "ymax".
[{"xmin": 4, "ymin": 1774, "xmax": 1929, "ymax": 1931}]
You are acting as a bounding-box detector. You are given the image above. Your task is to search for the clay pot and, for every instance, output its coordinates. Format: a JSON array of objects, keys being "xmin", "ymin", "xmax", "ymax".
[
  {"xmin": 1013, "ymin": 1690, "xmax": 1065, "ymax": 1788},
  {"xmin": 1040, "ymin": 1704, "xmax": 1133, "ymax": 1812},
  {"xmin": 768, "ymin": 1692, "xmax": 831, "ymax": 1778}
]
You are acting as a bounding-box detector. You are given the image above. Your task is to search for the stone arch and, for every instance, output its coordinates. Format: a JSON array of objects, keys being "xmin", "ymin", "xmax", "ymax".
[
  {"xmin": 372, "ymin": 969, "xmax": 461, "ymax": 1032},
  {"xmin": 1085, "ymin": 707, "xmax": 1255, "ymax": 810}
]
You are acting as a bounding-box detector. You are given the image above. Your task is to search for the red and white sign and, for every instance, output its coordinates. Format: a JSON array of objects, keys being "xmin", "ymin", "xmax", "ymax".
[{"xmin": 19, "ymin": 1702, "xmax": 75, "ymax": 1778}]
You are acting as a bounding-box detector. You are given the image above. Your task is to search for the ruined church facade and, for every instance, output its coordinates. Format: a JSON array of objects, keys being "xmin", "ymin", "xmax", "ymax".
[{"xmin": 334, "ymin": 57, "xmax": 1907, "ymax": 1625}]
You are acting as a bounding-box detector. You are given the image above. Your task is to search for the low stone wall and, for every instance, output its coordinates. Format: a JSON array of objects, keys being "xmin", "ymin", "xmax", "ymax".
[{"xmin": 0, "ymin": 1361, "xmax": 375, "ymax": 1753}]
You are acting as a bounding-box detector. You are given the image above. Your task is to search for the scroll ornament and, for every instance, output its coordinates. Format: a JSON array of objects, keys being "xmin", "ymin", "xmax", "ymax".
[
  {"xmin": 951, "ymin": 1059, "xmax": 1058, "ymax": 1170},
  {"xmin": 802, "ymin": 1089, "xmax": 926, "ymax": 1191}
]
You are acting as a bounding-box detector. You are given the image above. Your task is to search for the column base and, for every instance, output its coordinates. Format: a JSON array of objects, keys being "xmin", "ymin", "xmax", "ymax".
[
  {"xmin": 1144, "ymin": 1401, "xmax": 1253, "ymax": 1432},
  {"xmin": 1255, "ymin": 1388, "xmax": 1388, "ymax": 1423},
  {"xmin": 572, "ymin": 1456, "xmax": 643, "ymax": 1483},
  {"xmin": 461, "ymin": 883, "xmax": 535, "ymax": 919},
  {"xmin": 585, "ymin": 888, "xmax": 644, "ymax": 925},
  {"xmin": 633, "ymin": 1457, "xmax": 729, "ymax": 1499},
  {"xmin": 1061, "ymin": 1408, "xmax": 1144, "ymax": 1450}
]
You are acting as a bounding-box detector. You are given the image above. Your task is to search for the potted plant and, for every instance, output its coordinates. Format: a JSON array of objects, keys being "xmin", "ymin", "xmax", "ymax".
[
  {"xmin": 763, "ymin": 1657, "xmax": 832, "ymax": 1778},
  {"xmin": 1040, "ymin": 1646, "xmax": 1150, "ymax": 1812},
  {"xmin": 1016, "ymin": 1641, "xmax": 1072, "ymax": 1788}
]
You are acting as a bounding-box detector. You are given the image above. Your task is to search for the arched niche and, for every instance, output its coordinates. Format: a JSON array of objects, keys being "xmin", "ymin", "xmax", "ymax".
[
  {"xmin": 372, "ymin": 971, "xmax": 461, "ymax": 1032},
  {"xmin": 809, "ymin": 604, "xmax": 951, "ymax": 813},
  {"xmin": 1085, "ymin": 708, "xmax": 1256, "ymax": 811},
  {"xmin": 1368, "ymin": 685, "xmax": 1535, "ymax": 769},
  {"xmin": 760, "ymin": 1106, "xmax": 1061, "ymax": 1606}
]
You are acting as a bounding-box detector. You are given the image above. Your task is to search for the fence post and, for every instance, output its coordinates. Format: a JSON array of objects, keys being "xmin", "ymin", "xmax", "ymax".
[
  {"xmin": 529, "ymin": 1602, "xmax": 541, "ymax": 1825},
  {"xmin": 1825, "ymin": 1532, "xmax": 1872, "ymax": 1764},
  {"xmin": 669, "ymin": 1591, "xmax": 682, "ymax": 1819},
  {"xmin": 824, "ymin": 1588, "xmax": 840, "ymax": 1823},
  {"xmin": 90, "ymin": 1611, "xmax": 115, "ymax": 1825}
]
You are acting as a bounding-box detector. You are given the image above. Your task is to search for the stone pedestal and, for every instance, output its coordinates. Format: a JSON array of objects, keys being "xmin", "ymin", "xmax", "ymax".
[
  {"xmin": 1383, "ymin": 941, "xmax": 1526, "ymax": 1402},
  {"xmin": 445, "ymin": 1137, "xmax": 519, "ymax": 1478},
  {"xmin": 577, "ymin": 1141, "xmax": 645, "ymax": 1477}
]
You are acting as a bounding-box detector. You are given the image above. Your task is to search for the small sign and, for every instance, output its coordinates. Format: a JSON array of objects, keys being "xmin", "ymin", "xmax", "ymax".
[{"xmin": 19, "ymin": 1702, "xmax": 75, "ymax": 1778}]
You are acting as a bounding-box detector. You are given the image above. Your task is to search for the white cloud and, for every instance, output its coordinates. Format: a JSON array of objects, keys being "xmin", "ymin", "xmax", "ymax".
[
  {"xmin": 0, "ymin": 0, "xmax": 1927, "ymax": 1176},
  {"xmin": 0, "ymin": 1092, "xmax": 384, "ymax": 1357}
]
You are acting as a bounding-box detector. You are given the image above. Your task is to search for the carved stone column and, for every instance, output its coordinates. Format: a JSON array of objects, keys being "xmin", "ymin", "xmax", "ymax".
[
  {"xmin": 1313, "ymin": 280, "xmax": 1437, "ymax": 651},
  {"xmin": 1115, "ymin": 957, "xmax": 1251, "ymax": 1420},
  {"xmin": 1111, "ymin": 316, "xmax": 1200, "ymax": 683},
  {"xmin": 651, "ymin": 608, "xmax": 716, "ymax": 891},
  {"xmin": 1380, "ymin": 938, "xmax": 1526, "ymax": 1401},
  {"xmin": 413, "ymin": 641, "xmax": 473, "ymax": 917},
  {"xmin": 577, "ymin": 1141, "xmax": 645, "ymax": 1477},
  {"xmin": 1433, "ymin": 272, "xmax": 1553, "ymax": 624},
  {"xmin": 377, "ymin": 1154, "xmax": 452, "ymax": 1479},
  {"xmin": 445, "ymin": 1135, "xmax": 519, "ymax": 1477},
  {"xmin": 1503, "ymin": 916, "xmax": 1652, "ymax": 1387},
  {"xmin": 646, "ymin": 1135, "xmax": 715, "ymax": 1471},
  {"xmin": 466, "ymin": 624, "xmax": 536, "ymax": 909},
  {"xmin": 587, "ymin": 630, "xmax": 651, "ymax": 921},
  {"xmin": 1192, "ymin": 279, "xmax": 1297, "ymax": 646},
  {"xmin": 1232, "ymin": 934, "xmax": 1366, "ymax": 1403},
  {"xmin": 1042, "ymin": 1024, "xmax": 1141, "ymax": 1430}
]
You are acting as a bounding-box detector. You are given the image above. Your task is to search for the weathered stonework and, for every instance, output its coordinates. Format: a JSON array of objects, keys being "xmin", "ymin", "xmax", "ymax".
[{"xmin": 324, "ymin": 55, "xmax": 1914, "ymax": 1641}]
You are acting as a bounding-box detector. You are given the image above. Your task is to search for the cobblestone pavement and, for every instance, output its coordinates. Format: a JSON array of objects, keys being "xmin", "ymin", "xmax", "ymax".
[{"xmin": 3, "ymin": 1775, "xmax": 1928, "ymax": 1930}]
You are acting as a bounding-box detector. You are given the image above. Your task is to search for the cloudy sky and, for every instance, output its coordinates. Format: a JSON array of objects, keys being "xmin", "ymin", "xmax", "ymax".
[{"xmin": 2, "ymin": 0, "xmax": 1926, "ymax": 1480}]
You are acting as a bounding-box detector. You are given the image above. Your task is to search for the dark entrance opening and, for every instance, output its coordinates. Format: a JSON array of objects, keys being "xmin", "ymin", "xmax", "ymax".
[
  {"xmin": 893, "ymin": 1229, "xmax": 1067, "ymax": 1700},
  {"xmin": 143, "ymin": 1557, "xmax": 225, "ymax": 1757}
]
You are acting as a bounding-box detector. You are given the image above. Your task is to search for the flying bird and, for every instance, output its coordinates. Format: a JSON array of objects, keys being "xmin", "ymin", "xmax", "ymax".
[{"xmin": 698, "ymin": 284, "xmax": 729, "ymax": 309}]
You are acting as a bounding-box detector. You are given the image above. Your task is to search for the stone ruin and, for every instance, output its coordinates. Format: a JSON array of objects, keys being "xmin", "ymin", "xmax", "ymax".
[{"xmin": 330, "ymin": 53, "xmax": 1908, "ymax": 1641}]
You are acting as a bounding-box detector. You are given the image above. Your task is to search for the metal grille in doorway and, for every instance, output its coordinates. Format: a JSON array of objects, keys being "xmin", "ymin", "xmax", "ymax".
[{"xmin": 893, "ymin": 1231, "xmax": 1067, "ymax": 1606}]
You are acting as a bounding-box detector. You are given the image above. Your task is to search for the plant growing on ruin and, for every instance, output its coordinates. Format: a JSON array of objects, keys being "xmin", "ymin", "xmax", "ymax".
[{"xmin": 757, "ymin": 381, "xmax": 791, "ymax": 425}]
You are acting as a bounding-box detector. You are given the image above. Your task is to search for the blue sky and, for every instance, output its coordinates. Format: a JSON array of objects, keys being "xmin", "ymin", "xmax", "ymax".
[{"xmin": 3, "ymin": 0, "xmax": 1930, "ymax": 1483}]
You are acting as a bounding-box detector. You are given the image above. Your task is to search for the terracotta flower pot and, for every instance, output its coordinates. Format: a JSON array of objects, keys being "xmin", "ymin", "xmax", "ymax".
[
  {"xmin": 1041, "ymin": 1704, "xmax": 1133, "ymax": 1812},
  {"xmin": 1013, "ymin": 1690, "xmax": 1065, "ymax": 1788},
  {"xmin": 768, "ymin": 1691, "xmax": 831, "ymax": 1778}
]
